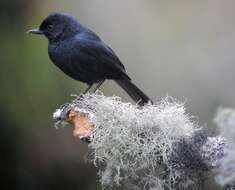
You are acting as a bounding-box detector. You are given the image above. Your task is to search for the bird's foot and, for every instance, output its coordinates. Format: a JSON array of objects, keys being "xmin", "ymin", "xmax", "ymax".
[{"xmin": 75, "ymin": 93, "xmax": 85, "ymax": 101}]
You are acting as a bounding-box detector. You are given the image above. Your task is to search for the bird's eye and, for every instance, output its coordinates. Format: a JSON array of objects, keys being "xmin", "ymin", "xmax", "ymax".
[{"xmin": 47, "ymin": 24, "xmax": 53, "ymax": 31}]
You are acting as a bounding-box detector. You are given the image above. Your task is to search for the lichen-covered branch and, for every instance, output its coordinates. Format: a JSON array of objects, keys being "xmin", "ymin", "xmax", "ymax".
[
  {"xmin": 53, "ymin": 92, "xmax": 234, "ymax": 190},
  {"xmin": 214, "ymin": 108, "xmax": 235, "ymax": 188}
]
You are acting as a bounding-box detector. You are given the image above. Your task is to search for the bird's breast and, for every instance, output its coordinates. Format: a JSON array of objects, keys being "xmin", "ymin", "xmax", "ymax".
[{"xmin": 48, "ymin": 42, "xmax": 104, "ymax": 84}]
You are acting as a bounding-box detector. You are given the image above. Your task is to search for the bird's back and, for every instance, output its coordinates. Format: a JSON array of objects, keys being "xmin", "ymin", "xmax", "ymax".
[{"xmin": 48, "ymin": 31, "xmax": 130, "ymax": 84}]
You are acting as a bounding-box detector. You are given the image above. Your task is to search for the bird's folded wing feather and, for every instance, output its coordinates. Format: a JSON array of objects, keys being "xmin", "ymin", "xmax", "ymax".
[{"xmin": 72, "ymin": 36, "xmax": 131, "ymax": 80}]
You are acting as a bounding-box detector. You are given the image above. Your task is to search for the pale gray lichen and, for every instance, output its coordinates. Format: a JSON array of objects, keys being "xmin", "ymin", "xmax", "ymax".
[
  {"xmin": 73, "ymin": 93, "xmax": 201, "ymax": 189},
  {"xmin": 53, "ymin": 92, "xmax": 228, "ymax": 190},
  {"xmin": 200, "ymin": 136, "xmax": 225, "ymax": 168},
  {"xmin": 214, "ymin": 108, "xmax": 235, "ymax": 187}
]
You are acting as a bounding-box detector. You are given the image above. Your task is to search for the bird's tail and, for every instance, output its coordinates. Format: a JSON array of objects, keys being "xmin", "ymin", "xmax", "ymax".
[{"xmin": 115, "ymin": 78, "xmax": 152, "ymax": 106}]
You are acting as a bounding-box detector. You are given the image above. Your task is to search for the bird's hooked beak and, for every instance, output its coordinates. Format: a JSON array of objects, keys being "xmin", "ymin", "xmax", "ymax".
[{"xmin": 27, "ymin": 28, "xmax": 44, "ymax": 35}]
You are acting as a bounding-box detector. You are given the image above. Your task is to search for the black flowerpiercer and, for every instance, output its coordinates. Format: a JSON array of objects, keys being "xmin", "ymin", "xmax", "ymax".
[{"xmin": 28, "ymin": 13, "xmax": 152, "ymax": 106}]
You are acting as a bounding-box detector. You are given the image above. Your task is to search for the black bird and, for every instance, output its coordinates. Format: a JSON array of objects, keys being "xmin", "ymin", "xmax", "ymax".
[{"xmin": 28, "ymin": 13, "xmax": 152, "ymax": 106}]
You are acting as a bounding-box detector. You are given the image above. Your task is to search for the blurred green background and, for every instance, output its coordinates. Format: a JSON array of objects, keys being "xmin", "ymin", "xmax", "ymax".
[{"xmin": 1, "ymin": 0, "xmax": 235, "ymax": 189}]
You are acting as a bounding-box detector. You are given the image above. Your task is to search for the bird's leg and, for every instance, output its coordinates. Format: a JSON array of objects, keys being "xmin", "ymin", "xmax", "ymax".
[
  {"xmin": 77, "ymin": 80, "xmax": 104, "ymax": 101},
  {"xmin": 76, "ymin": 84, "xmax": 93, "ymax": 100},
  {"xmin": 83, "ymin": 84, "xmax": 93, "ymax": 94},
  {"xmin": 92, "ymin": 80, "xmax": 105, "ymax": 92}
]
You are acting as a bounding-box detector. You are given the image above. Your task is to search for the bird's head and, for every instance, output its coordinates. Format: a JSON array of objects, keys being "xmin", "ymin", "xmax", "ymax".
[{"xmin": 28, "ymin": 13, "xmax": 82, "ymax": 42}]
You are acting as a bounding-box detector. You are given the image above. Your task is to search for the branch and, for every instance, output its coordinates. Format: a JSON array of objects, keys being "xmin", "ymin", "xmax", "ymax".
[{"xmin": 53, "ymin": 92, "xmax": 234, "ymax": 190}]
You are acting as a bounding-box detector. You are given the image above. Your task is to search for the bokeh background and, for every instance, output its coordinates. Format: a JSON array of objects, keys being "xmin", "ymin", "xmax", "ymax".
[{"xmin": 1, "ymin": 0, "xmax": 235, "ymax": 189}]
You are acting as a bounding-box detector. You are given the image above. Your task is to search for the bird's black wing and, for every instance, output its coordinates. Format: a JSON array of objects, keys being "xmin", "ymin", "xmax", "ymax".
[{"xmin": 73, "ymin": 34, "xmax": 131, "ymax": 81}]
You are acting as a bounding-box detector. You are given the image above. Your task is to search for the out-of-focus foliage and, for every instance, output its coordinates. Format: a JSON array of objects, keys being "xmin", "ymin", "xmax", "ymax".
[{"xmin": 0, "ymin": 1, "xmax": 97, "ymax": 190}]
